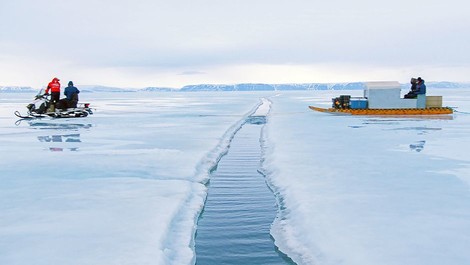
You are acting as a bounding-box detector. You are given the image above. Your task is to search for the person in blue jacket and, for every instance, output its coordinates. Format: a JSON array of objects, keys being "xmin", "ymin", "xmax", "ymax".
[
  {"xmin": 64, "ymin": 81, "xmax": 80, "ymax": 108},
  {"xmin": 416, "ymin": 77, "xmax": 426, "ymax": 95}
]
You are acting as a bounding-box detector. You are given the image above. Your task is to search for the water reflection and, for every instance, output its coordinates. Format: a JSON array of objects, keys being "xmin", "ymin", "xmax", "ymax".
[
  {"xmin": 410, "ymin": 140, "xmax": 426, "ymax": 152},
  {"xmin": 363, "ymin": 115, "xmax": 453, "ymax": 122},
  {"xmin": 37, "ymin": 134, "xmax": 81, "ymax": 152},
  {"xmin": 26, "ymin": 120, "xmax": 92, "ymax": 152},
  {"xmin": 28, "ymin": 121, "xmax": 92, "ymax": 130},
  {"xmin": 38, "ymin": 134, "xmax": 81, "ymax": 143},
  {"xmin": 389, "ymin": 127, "xmax": 442, "ymax": 131}
]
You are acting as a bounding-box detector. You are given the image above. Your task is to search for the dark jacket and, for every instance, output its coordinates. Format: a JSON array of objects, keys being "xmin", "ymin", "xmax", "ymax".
[
  {"xmin": 64, "ymin": 82, "xmax": 80, "ymax": 101},
  {"xmin": 416, "ymin": 80, "xmax": 426, "ymax": 95}
]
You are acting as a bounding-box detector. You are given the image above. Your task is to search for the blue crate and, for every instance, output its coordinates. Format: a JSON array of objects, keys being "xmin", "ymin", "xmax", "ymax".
[{"xmin": 350, "ymin": 99, "xmax": 368, "ymax": 109}]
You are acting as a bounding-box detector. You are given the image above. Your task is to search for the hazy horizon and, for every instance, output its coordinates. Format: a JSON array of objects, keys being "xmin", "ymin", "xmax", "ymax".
[{"xmin": 1, "ymin": 0, "xmax": 469, "ymax": 88}]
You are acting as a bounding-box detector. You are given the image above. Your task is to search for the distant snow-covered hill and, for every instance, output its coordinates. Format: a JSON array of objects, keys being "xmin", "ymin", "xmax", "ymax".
[
  {"xmin": 2, "ymin": 82, "xmax": 469, "ymax": 93},
  {"xmin": 141, "ymin": 87, "xmax": 177, "ymax": 92},
  {"xmin": 78, "ymin": 85, "xmax": 136, "ymax": 93},
  {"xmin": 179, "ymin": 82, "xmax": 368, "ymax": 91},
  {"xmin": 0, "ymin": 85, "xmax": 136, "ymax": 93},
  {"xmin": 0, "ymin": 86, "xmax": 36, "ymax": 93},
  {"xmin": 179, "ymin": 82, "xmax": 470, "ymax": 91},
  {"xmin": 181, "ymin": 83, "xmax": 273, "ymax": 91},
  {"xmin": 426, "ymin": 81, "xmax": 470, "ymax": 88}
]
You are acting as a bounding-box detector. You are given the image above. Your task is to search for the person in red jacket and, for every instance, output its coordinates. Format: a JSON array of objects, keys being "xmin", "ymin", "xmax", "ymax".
[{"xmin": 45, "ymin": 77, "xmax": 61, "ymax": 105}]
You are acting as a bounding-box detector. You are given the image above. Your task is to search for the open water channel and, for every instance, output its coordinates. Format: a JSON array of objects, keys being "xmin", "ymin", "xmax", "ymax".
[{"xmin": 195, "ymin": 116, "xmax": 295, "ymax": 265}]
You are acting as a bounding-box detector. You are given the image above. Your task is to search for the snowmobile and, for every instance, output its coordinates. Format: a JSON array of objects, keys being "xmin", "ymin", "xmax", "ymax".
[{"xmin": 14, "ymin": 89, "xmax": 93, "ymax": 119}]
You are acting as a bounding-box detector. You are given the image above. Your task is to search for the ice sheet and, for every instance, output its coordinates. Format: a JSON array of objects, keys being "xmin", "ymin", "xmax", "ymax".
[
  {"xmin": 0, "ymin": 92, "xmax": 267, "ymax": 265},
  {"xmin": 2, "ymin": 89, "xmax": 470, "ymax": 265},
  {"xmin": 262, "ymin": 89, "xmax": 470, "ymax": 265}
]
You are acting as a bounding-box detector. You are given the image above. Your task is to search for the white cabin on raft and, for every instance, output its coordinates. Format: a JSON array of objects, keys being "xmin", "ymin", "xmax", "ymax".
[{"xmin": 363, "ymin": 81, "xmax": 440, "ymax": 109}]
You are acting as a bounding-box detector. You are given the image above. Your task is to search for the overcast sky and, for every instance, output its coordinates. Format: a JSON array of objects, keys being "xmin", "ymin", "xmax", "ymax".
[{"xmin": 1, "ymin": 0, "xmax": 469, "ymax": 88}]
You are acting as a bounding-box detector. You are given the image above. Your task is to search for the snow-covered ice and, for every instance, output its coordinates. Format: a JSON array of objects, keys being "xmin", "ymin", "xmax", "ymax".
[
  {"xmin": 1, "ymin": 89, "xmax": 470, "ymax": 265},
  {"xmin": 0, "ymin": 92, "xmax": 265, "ymax": 265},
  {"xmin": 263, "ymin": 89, "xmax": 470, "ymax": 265}
]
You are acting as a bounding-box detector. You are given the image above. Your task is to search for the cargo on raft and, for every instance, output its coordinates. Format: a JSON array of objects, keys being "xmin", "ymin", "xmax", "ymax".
[{"xmin": 309, "ymin": 81, "xmax": 454, "ymax": 116}]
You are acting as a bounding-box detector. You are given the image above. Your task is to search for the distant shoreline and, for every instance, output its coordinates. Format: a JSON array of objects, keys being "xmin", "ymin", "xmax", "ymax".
[{"xmin": 2, "ymin": 82, "xmax": 470, "ymax": 93}]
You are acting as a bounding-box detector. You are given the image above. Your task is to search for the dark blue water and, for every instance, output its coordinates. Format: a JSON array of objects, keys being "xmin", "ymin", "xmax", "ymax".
[{"xmin": 195, "ymin": 121, "xmax": 294, "ymax": 265}]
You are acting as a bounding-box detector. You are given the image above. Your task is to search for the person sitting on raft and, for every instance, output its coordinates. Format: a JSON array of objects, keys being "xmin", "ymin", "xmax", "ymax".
[
  {"xmin": 404, "ymin": 77, "xmax": 426, "ymax": 98},
  {"xmin": 416, "ymin": 77, "xmax": 426, "ymax": 95},
  {"xmin": 404, "ymin": 77, "xmax": 418, "ymax": 98}
]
